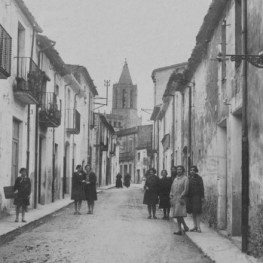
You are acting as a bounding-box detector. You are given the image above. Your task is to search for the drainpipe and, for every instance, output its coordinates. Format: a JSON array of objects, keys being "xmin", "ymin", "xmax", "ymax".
[
  {"xmin": 34, "ymin": 39, "xmax": 56, "ymax": 208},
  {"xmin": 241, "ymin": 0, "xmax": 249, "ymax": 253},
  {"xmin": 63, "ymin": 83, "xmax": 71, "ymax": 198},
  {"xmin": 188, "ymin": 84, "xmax": 192, "ymax": 173},
  {"xmin": 26, "ymin": 26, "xmax": 35, "ymax": 177},
  {"xmin": 157, "ymin": 119, "xmax": 159, "ymax": 176},
  {"xmin": 172, "ymin": 95, "xmax": 175, "ymax": 167}
]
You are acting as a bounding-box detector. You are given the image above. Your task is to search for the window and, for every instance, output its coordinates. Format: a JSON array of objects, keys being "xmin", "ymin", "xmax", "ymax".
[
  {"xmin": 130, "ymin": 90, "xmax": 133, "ymax": 108},
  {"xmin": 12, "ymin": 119, "xmax": 20, "ymax": 185},
  {"xmin": 122, "ymin": 89, "xmax": 127, "ymax": 108},
  {"xmin": 0, "ymin": 24, "xmax": 12, "ymax": 78},
  {"xmin": 114, "ymin": 121, "xmax": 117, "ymax": 127},
  {"xmin": 55, "ymin": 85, "xmax": 59, "ymax": 96},
  {"xmin": 235, "ymin": 0, "xmax": 242, "ymax": 67},
  {"xmin": 137, "ymin": 152, "xmax": 140, "ymax": 161}
]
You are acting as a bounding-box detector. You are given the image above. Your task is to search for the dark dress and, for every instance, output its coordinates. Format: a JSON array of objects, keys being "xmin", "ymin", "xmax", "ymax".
[
  {"xmin": 84, "ymin": 172, "xmax": 97, "ymax": 202},
  {"xmin": 14, "ymin": 177, "xmax": 31, "ymax": 207},
  {"xmin": 143, "ymin": 175, "xmax": 160, "ymax": 205},
  {"xmin": 159, "ymin": 177, "xmax": 173, "ymax": 209},
  {"xmin": 187, "ymin": 174, "xmax": 204, "ymax": 214},
  {"xmin": 71, "ymin": 171, "xmax": 86, "ymax": 201},
  {"xmin": 124, "ymin": 174, "xmax": 131, "ymax": 188},
  {"xmin": 116, "ymin": 174, "xmax": 123, "ymax": 188}
]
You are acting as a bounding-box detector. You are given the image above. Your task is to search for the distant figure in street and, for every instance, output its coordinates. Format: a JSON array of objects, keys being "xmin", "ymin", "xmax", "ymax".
[
  {"xmin": 187, "ymin": 165, "xmax": 204, "ymax": 233},
  {"xmin": 171, "ymin": 166, "xmax": 177, "ymax": 181},
  {"xmin": 124, "ymin": 173, "xmax": 131, "ymax": 188},
  {"xmin": 84, "ymin": 164, "xmax": 97, "ymax": 214},
  {"xmin": 71, "ymin": 165, "xmax": 86, "ymax": 215},
  {"xmin": 143, "ymin": 168, "xmax": 159, "ymax": 219},
  {"xmin": 170, "ymin": 165, "xmax": 189, "ymax": 235},
  {"xmin": 14, "ymin": 168, "xmax": 31, "ymax": 223},
  {"xmin": 159, "ymin": 170, "xmax": 173, "ymax": 220},
  {"xmin": 115, "ymin": 173, "xmax": 123, "ymax": 188}
]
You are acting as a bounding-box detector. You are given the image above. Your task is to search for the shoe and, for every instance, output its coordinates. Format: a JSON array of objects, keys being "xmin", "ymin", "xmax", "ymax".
[
  {"xmin": 15, "ymin": 219, "xmax": 18, "ymax": 222},
  {"xmin": 190, "ymin": 227, "xmax": 197, "ymax": 232},
  {"xmin": 153, "ymin": 216, "xmax": 157, "ymax": 219},
  {"xmin": 22, "ymin": 219, "xmax": 26, "ymax": 223},
  {"xmin": 147, "ymin": 216, "xmax": 152, "ymax": 219},
  {"xmin": 184, "ymin": 226, "xmax": 189, "ymax": 232},
  {"xmin": 173, "ymin": 231, "xmax": 182, "ymax": 235}
]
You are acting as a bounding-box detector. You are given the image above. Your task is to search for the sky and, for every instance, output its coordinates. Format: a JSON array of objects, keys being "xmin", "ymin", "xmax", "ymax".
[{"xmin": 23, "ymin": 0, "xmax": 212, "ymax": 123}]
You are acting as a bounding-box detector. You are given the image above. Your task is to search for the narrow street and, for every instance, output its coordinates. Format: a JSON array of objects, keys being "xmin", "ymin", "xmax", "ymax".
[{"xmin": 0, "ymin": 186, "xmax": 211, "ymax": 263}]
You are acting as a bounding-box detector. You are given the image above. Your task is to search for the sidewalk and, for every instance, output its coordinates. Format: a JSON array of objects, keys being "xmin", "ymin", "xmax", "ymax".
[
  {"xmin": 0, "ymin": 184, "xmax": 116, "ymax": 243},
  {"xmin": 173, "ymin": 217, "xmax": 261, "ymax": 263}
]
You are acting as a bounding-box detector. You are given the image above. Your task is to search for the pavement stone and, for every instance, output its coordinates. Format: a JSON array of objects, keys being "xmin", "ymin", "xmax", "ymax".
[
  {"xmin": 0, "ymin": 184, "xmax": 116, "ymax": 241},
  {"xmin": 1, "ymin": 184, "xmax": 260, "ymax": 263},
  {"xmin": 173, "ymin": 217, "xmax": 261, "ymax": 263}
]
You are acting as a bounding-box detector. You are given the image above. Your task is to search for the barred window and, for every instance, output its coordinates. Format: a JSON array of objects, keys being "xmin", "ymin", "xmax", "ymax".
[{"xmin": 0, "ymin": 24, "xmax": 12, "ymax": 78}]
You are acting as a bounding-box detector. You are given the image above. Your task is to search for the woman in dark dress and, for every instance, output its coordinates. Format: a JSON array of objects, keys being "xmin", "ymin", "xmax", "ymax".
[
  {"xmin": 187, "ymin": 165, "xmax": 205, "ymax": 233},
  {"xmin": 116, "ymin": 173, "xmax": 123, "ymax": 188},
  {"xmin": 71, "ymin": 165, "xmax": 86, "ymax": 215},
  {"xmin": 124, "ymin": 173, "xmax": 131, "ymax": 188},
  {"xmin": 14, "ymin": 168, "xmax": 31, "ymax": 222},
  {"xmin": 159, "ymin": 170, "xmax": 173, "ymax": 220},
  {"xmin": 143, "ymin": 168, "xmax": 159, "ymax": 219},
  {"xmin": 84, "ymin": 164, "xmax": 97, "ymax": 214}
]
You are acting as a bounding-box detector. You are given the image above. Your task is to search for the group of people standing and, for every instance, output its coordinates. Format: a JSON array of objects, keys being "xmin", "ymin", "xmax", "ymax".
[
  {"xmin": 115, "ymin": 173, "xmax": 131, "ymax": 188},
  {"xmin": 71, "ymin": 164, "xmax": 97, "ymax": 215},
  {"xmin": 143, "ymin": 165, "xmax": 204, "ymax": 236}
]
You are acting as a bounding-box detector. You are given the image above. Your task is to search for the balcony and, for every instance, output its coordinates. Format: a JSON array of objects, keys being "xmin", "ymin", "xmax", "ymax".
[
  {"xmin": 120, "ymin": 152, "xmax": 134, "ymax": 162},
  {"xmin": 14, "ymin": 57, "xmax": 43, "ymax": 104},
  {"xmin": 66, "ymin": 109, "xmax": 80, "ymax": 134},
  {"xmin": 0, "ymin": 24, "xmax": 12, "ymax": 79},
  {"xmin": 39, "ymin": 92, "xmax": 61, "ymax": 128}
]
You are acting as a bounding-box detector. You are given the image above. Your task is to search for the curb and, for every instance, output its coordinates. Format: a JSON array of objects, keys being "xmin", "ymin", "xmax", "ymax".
[
  {"xmin": 0, "ymin": 186, "xmax": 113, "ymax": 246},
  {"xmin": 0, "ymin": 201, "xmax": 74, "ymax": 246},
  {"xmin": 172, "ymin": 218, "xmax": 214, "ymax": 263}
]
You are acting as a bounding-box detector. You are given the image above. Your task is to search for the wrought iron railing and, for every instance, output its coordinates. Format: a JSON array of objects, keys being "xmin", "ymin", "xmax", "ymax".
[
  {"xmin": 66, "ymin": 109, "xmax": 80, "ymax": 134},
  {"xmin": 39, "ymin": 92, "xmax": 61, "ymax": 127},
  {"xmin": 0, "ymin": 24, "xmax": 12, "ymax": 78},
  {"xmin": 14, "ymin": 57, "xmax": 42, "ymax": 102}
]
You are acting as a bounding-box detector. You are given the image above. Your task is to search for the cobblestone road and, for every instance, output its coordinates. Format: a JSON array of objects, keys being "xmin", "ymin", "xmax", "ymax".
[{"xmin": 0, "ymin": 185, "xmax": 211, "ymax": 263}]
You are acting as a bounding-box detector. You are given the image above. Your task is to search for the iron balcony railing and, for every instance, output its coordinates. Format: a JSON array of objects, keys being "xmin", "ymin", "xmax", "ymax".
[
  {"xmin": 0, "ymin": 24, "xmax": 12, "ymax": 79},
  {"xmin": 66, "ymin": 109, "xmax": 80, "ymax": 134},
  {"xmin": 39, "ymin": 92, "xmax": 61, "ymax": 128},
  {"xmin": 14, "ymin": 57, "xmax": 43, "ymax": 104}
]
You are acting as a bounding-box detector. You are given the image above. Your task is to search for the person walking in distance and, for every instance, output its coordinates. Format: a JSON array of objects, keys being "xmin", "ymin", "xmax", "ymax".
[
  {"xmin": 143, "ymin": 168, "xmax": 160, "ymax": 219},
  {"xmin": 14, "ymin": 168, "xmax": 31, "ymax": 222},
  {"xmin": 159, "ymin": 170, "xmax": 173, "ymax": 220},
  {"xmin": 115, "ymin": 173, "xmax": 123, "ymax": 188},
  {"xmin": 71, "ymin": 165, "xmax": 85, "ymax": 215},
  {"xmin": 84, "ymin": 164, "xmax": 97, "ymax": 214},
  {"xmin": 187, "ymin": 165, "xmax": 204, "ymax": 233},
  {"xmin": 170, "ymin": 165, "xmax": 189, "ymax": 235}
]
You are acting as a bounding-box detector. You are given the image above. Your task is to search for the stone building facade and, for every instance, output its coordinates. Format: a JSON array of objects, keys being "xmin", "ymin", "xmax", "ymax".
[
  {"xmin": 153, "ymin": 0, "xmax": 263, "ymax": 256},
  {"xmin": 0, "ymin": 0, "xmax": 97, "ymax": 216}
]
